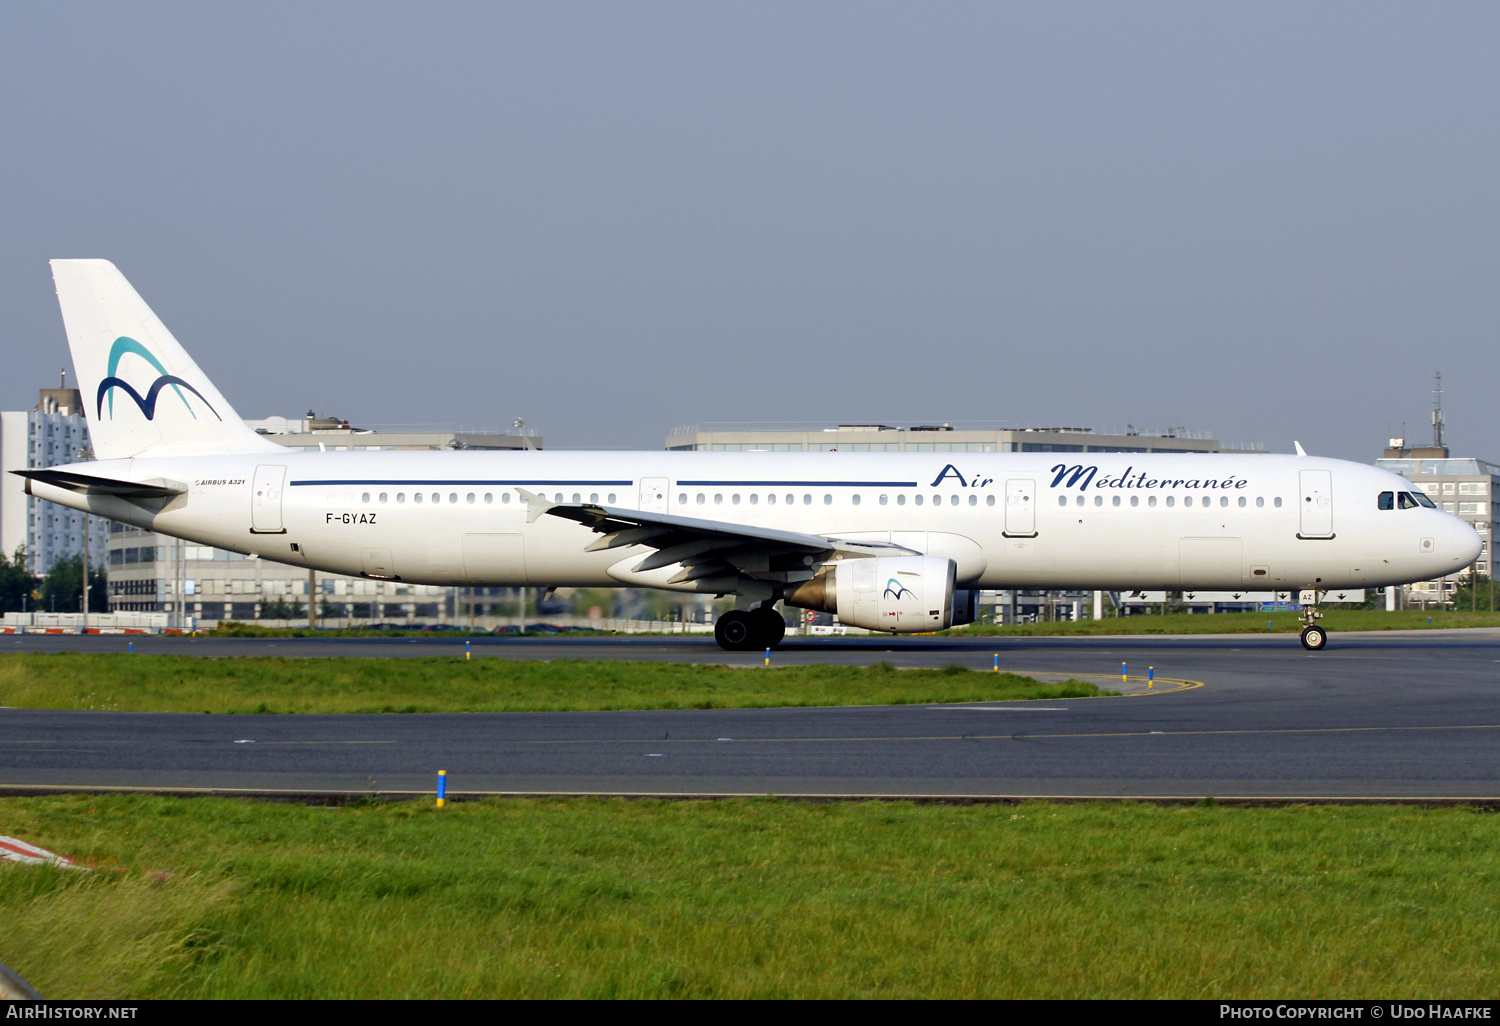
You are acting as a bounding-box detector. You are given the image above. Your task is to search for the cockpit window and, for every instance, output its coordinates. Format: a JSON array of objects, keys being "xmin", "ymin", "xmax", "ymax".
[
  {"xmin": 1378, "ymin": 491, "xmax": 1394, "ymax": 510},
  {"xmin": 1398, "ymin": 491, "xmax": 1421, "ymax": 509},
  {"xmin": 1412, "ymin": 490, "xmax": 1437, "ymax": 509}
]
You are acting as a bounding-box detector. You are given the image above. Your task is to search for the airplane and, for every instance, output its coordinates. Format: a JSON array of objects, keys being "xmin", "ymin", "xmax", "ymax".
[{"xmin": 15, "ymin": 260, "xmax": 1483, "ymax": 652}]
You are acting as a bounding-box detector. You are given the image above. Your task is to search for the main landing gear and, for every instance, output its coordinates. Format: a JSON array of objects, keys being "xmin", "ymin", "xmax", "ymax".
[
  {"xmin": 1299, "ymin": 593, "xmax": 1327, "ymax": 651},
  {"xmin": 714, "ymin": 606, "xmax": 787, "ymax": 652}
]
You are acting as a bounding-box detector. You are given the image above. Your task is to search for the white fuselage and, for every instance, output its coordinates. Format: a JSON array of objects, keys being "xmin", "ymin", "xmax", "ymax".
[{"xmin": 30, "ymin": 449, "xmax": 1482, "ymax": 595}]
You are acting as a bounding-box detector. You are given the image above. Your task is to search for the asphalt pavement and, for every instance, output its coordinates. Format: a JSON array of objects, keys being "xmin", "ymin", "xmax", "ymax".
[{"xmin": 2, "ymin": 630, "xmax": 1498, "ymax": 800}]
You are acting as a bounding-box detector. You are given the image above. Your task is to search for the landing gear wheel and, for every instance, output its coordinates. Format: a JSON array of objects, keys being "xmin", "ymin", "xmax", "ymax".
[
  {"xmin": 1300, "ymin": 626, "xmax": 1327, "ymax": 651},
  {"xmin": 753, "ymin": 608, "xmax": 786, "ymax": 649},
  {"xmin": 714, "ymin": 610, "xmax": 758, "ymax": 651}
]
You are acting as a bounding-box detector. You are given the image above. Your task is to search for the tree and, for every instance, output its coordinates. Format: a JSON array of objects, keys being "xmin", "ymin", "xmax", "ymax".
[
  {"xmin": 258, "ymin": 598, "xmax": 302, "ymax": 620},
  {"xmin": 34, "ymin": 554, "xmax": 107, "ymax": 614},
  {"xmin": 0, "ymin": 546, "xmax": 38, "ymax": 614},
  {"xmin": 1454, "ymin": 573, "xmax": 1495, "ymax": 612}
]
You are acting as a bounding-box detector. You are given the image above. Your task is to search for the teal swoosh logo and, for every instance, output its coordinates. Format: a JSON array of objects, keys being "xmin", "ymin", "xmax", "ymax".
[{"xmin": 103, "ymin": 336, "xmax": 196, "ymax": 419}]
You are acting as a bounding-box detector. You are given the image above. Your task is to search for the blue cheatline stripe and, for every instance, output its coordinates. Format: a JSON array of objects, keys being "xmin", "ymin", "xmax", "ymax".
[
  {"xmin": 675, "ymin": 480, "xmax": 918, "ymax": 487},
  {"xmin": 289, "ymin": 480, "xmax": 634, "ymax": 487}
]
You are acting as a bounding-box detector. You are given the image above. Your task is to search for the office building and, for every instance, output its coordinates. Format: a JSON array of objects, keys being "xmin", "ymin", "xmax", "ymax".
[
  {"xmin": 666, "ymin": 422, "xmax": 1265, "ymax": 454},
  {"xmin": 0, "ymin": 387, "xmax": 110, "ymax": 575}
]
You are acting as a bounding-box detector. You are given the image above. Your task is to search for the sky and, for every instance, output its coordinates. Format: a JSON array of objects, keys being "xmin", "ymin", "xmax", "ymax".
[{"xmin": 1, "ymin": 2, "xmax": 1495, "ymax": 458}]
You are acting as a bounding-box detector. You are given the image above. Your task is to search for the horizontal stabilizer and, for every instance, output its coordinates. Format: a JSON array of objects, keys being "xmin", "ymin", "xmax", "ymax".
[{"xmin": 13, "ymin": 468, "xmax": 186, "ymax": 500}]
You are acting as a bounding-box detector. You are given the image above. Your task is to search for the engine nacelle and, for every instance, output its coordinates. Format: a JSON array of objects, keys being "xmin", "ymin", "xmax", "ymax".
[{"xmin": 785, "ymin": 555, "xmax": 958, "ymax": 633}]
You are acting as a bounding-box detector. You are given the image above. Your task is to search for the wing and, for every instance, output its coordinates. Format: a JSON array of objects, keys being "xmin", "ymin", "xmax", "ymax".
[{"xmin": 519, "ymin": 489, "xmax": 916, "ymax": 586}]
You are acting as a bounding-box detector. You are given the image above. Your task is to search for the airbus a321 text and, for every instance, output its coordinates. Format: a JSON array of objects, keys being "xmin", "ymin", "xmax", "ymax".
[{"xmin": 18, "ymin": 260, "xmax": 1482, "ymax": 651}]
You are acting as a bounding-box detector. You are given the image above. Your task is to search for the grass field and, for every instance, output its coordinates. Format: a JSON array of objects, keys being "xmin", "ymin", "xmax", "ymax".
[
  {"xmin": 0, "ymin": 654, "xmax": 1106, "ymax": 714},
  {"xmin": 952, "ymin": 608, "xmax": 1500, "ymax": 636},
  {"xmin": 2, "ymin": 796, "xmax": 1498, "ymax": 999}
]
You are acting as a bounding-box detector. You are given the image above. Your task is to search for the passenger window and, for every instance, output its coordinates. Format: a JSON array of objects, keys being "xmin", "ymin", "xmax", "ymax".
[
  {"xmin": 414, "ymin": 493, "xmax": 423, "ymax": 504},
  {"xmin": 1203, "ymin": 496, "xmax": 1211, "ymax": 507},
  {"xmin": 380, "ymin": 492, "xmax": 389, "ymax": 503},
  {"xmin": 467, "ymin": 493, "xmax": 475, "ymax": 504},
  {"xmin": 768, "ymin": 494, "xmax": 777, "ymax": 505},
  {"xmin": 1057, "ymin": 496, "xmax": 1066, "ymax": 507},
  {"xmin": 590, "ymin": 493, "xmax": 598, "ymax": 503},
  {"xmin": 452, "ymin": 493, "xmax": 461, "ymax": 504},
  {"xmin": 553, "ymin": 493, "xmax": 563, "ymax": 503},
  {"xmin": 1184, "ymin": 496, "xmax": 1193, "ymax": 507},
  {"xmin": 501, "ymin": 493, "xmax": 510, "ymax": 504},
  {"xmin": 1220, "ymin": 496, "xmax": 1228, "ymax": 508},
  {"xmin": 786, "ymin": 494, "xmax": 795, "ymax": 505},
  {"xmin": 969, "ymin": 495, "xmax": 978, "ymax": 506},
  {"xmin": 1075, "ymin": 495, "xmax": 1084, "ymax": 507},
  {"xmin": 1378, "ymin": 491, "xmax": 1394, "ymax": 510},
  {"xmin": 824, "ymin": 494, "xmax": 832, "ymax": 505},
  {"xmin": 435, "ymin": 493, "xmax": 443, "ymax": 504},
  {"xmin": 679, "ymin": 493, "xmax": 687, "ymax": 504},
  {"xmin": 1148, "ymin": 495, "xmax": 1157, "ymax": 507},
  {"xmin": 361, "ymin": 492, "xmax": 370, "ymax": 503},
  {"xmin": 1237, "ymin": 496, "xmax": 1245, "ymax": 508},
  {"xmin": 950, "ymin": 495, "xmax": 959, "ymax": 506},
  {"xmin": 607, "ymin": 493, "xmax": 617, "ymax": 503},
  {"xmin": 714, "ymin": 494, "xmax": 723, "ymax": 504},
  {"xmin": 881, "ymin": 494, "xmax": 889, "ymax": 505},
  {"xmin": 484, "ymin": 493, "xmax": 493, "ymax": 503},
  {"xmin": 1094, "ymin": 495, "xmax": 1103, "ymax": 507},
  {"xmin": 897, "ymin": 494, "xmax": 906, "ymax": 506},
  {"xmin": 986, "ymin": 495, "xmax": 995, "ymax": 506},
  {"xmin": 732, "ymin": 494, "xmax": 740, "ymax": 505},
  {"xmin": 750, "ymin": 494, "xmax": 758, "ymax": 505},
  {"xmin": 932, "ymin": 495, "xmax": 940, "ymax": 505},
  {"xmin": 1256, "ymin": 497, "xmax": 1264, "ymax": 508},
  {"xmin": 803, "ymin": 494, "xmax": 812, "ymax": 505},
  {"xmin": 1112, "ymin": 495, "xmax": 1120, "ymax": 507},
  {"xmin": 1274, "ymin": 497, "xmax": 1283, "ymax": 508},
  {"xmin": 853, "ymin": 494, "xmax": 861, "ymax": 506},
  {"xmin": 1130, "ymin": 495, "xmax": 1139, "ymax": 507},
  {"xmin": 916, "ymin": 495, "xmax": 925, "ymax": 506},
  {"xmin": 697, "ymin": 494, "xmax": 706, "ymax": 504},
  {"xmin": 1166, "ymin": 496, "xmax": 1176, "ymax": 507}
]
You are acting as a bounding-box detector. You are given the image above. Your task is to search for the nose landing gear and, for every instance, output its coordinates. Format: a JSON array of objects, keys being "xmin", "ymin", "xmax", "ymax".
[
  {"xmin": 714, "ymin": 605, "xmax": 787, "ymax": 652},
  {"xmin": 1299, "ymin": 593, "xmax": 1327, "ymax": 650}
]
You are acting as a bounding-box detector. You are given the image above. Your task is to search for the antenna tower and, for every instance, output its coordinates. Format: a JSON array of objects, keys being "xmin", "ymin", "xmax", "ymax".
[{"xmin": 1431, "ymin": 371, "xmax": 1444, "ymax": 450}]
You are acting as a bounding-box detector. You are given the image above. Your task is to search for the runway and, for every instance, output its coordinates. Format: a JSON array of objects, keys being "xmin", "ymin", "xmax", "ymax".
[{"xmin": 3, "ymin": 631, "xmax": 1499, "ymax": 800}]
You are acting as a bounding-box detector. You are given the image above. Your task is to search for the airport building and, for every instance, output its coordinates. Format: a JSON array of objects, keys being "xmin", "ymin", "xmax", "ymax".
[
  {"xmin": 666, "ymin": 423, "xmax": 1266, "ymax": 454},
  {"xmin": 243, "ymin": 413, "xmax": 538, "ymax": 452},
  {"xmin": 0, "ymin": 387, "xmax": 110, "ymax": 576}
]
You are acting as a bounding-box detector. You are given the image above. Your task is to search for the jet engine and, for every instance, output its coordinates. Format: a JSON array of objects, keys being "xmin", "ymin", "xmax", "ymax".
[{"xmin": 784, "ymin": 555, "xmax": 962, "ymax": 633}]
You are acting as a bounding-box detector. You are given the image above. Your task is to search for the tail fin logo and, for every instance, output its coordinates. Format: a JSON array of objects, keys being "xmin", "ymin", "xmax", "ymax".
[{"xmin": 95, "ymin": 336, "xmax": 220, "ymax": 422}]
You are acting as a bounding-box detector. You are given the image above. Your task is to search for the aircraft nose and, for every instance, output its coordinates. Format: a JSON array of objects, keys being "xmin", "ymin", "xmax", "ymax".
[{"xmin": 1448, "ymin": 516, "xmax": 1483, "ymax": 566}]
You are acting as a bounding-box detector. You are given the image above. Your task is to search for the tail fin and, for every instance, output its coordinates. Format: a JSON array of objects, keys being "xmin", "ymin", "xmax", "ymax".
[{"xmin": 50, "ymin": 259, "xmax": 278, "ymax": 459}]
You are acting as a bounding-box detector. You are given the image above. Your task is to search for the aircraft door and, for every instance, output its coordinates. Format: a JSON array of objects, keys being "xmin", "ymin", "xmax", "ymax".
[
  {"xmin": 1298, "ymin": 470, "xmax": 1334, "ymax": 538},
  {"xmin": 640, "ymin": 477, "xmax": 668, "ymax": 513},
  {"xmin": 1003, "ymin": 479, "xmax": 1036, "ymax": 537},
  {"xmin": 250, "ymin": 465, "xmax": 287, "ymax": 534}
]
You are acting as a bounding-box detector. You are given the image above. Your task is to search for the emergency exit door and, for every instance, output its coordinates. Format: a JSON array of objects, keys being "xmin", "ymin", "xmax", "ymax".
[
  {"xmin": 640, "ymin": 477, "xmax": 668, "ymax": 514},
  {"xmin": 1298, "ymin": 469, "xmax": 1334, "ymax": 539}
]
